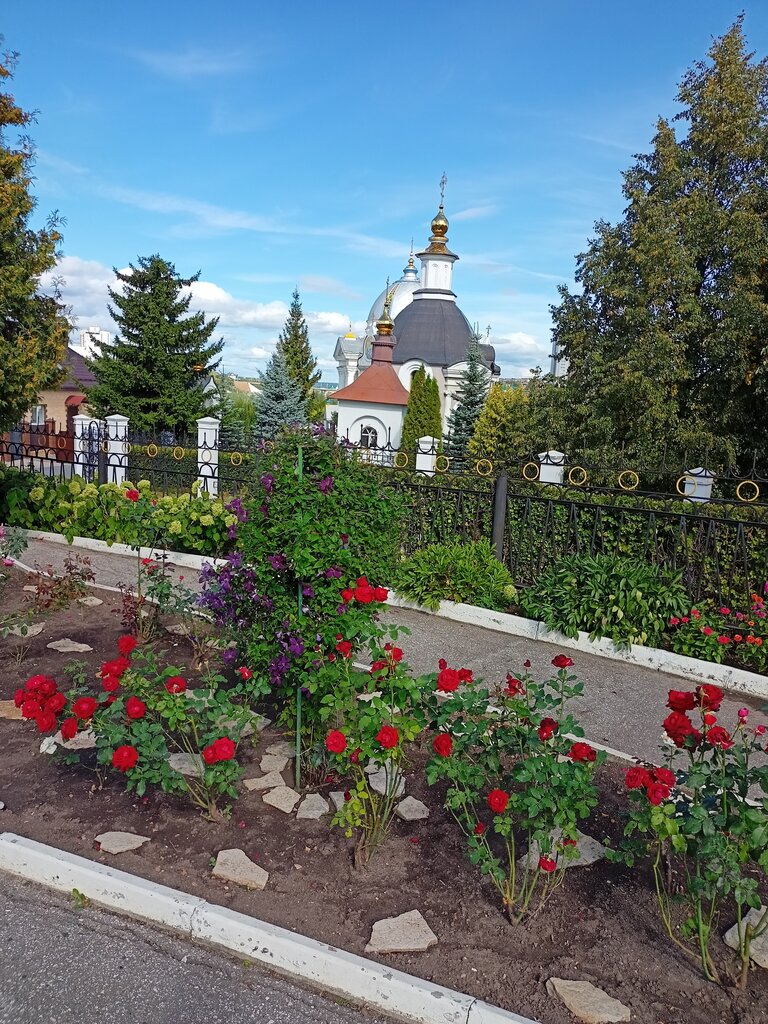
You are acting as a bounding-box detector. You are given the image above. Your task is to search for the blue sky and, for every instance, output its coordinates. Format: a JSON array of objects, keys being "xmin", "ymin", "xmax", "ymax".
[{"xmin": 6, "ymin": 1, "xmax": 768, "ymax": 380}]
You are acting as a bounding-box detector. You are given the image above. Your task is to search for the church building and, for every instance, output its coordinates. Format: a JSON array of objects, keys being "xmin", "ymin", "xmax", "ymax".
[{"xmin": 332, "ymin": 200, "xmax": 499, "ymax": 450}]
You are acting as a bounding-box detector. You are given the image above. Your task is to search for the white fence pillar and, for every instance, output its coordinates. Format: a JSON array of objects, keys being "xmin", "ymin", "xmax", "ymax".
[
  {"xmin": 415, "ymin": 435, "xmax": 439, "ymax": 476},
  {"xmin": 682, "ymin": 466, "xmax": 715, "ymax": 504},
  {"xmin": 197, "ymin": 416, "xmax": 220, "ymax": 497},
  {"xmin": 538, "ymin": 450, "xmax": 565, "ymax": 485},
  {"xmin": 105, "ymin": 414, "xmax": 129, "ymax": 487},
  {"xmin": 72, "ymin": 414, "xmax": 102, "ymax": 481}
]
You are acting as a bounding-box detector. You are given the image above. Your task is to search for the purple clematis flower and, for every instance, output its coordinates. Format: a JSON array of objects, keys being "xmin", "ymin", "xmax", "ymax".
[{"xmin": 317, "ymin": 475, "xmax": 334, "ymax": 494}]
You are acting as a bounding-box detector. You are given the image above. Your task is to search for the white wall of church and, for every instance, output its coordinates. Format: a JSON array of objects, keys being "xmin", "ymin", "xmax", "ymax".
[{"xmin": 336, "ymin": 402, "xmax": 405, "ymax": 451}]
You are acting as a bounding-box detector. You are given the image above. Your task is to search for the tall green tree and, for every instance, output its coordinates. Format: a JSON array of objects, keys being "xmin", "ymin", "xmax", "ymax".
[
  {"xmin": 550, "ymin": 18, "xmax": 768, "ymax": 468},
  {"xmin": 401, "ymin": 366, "xmax": 442, "ymax": 453},
  {"xmin": 254, "ymin": 350, "xmax": 306, "ymax": 439},
  {"xmin": 87, "ymin": 255, "xmax": 223, "ymax": 436},
  {"xmin": 468, "ymin": 383, "xmax": 529, "ymax": 469},
  {"xmin": 0, "ymin": 49, "xmax": 71, "ymax": 430},
  {"xmin": 445, "ymin": 338, "xmax": 490, "ymax": 458},
  {"xmin": 276, "ymin": 289, "xmax": 321, "ymax": 415}
]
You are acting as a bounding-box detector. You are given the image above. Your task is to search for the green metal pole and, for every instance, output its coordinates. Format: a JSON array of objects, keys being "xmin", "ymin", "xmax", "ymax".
[{"xmin": 295, "ymin": 444, "xmax": 303, "ymax": 791}]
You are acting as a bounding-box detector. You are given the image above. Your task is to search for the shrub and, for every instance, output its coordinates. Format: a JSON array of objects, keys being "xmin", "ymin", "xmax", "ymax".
[
  {"xmin": 611, "ymin": 685, "xmax": 768, "ymax": 985},
  {"xmin": 521, "ymin": 552, "xmax": 688, "ymax": 646},
  {"xmin": 395, "ymin": 538, "xmax": 517, "ymax": 611},
  {"xmin": 425, "ymin": 654, "xmax": 603, "ymax": 921}
]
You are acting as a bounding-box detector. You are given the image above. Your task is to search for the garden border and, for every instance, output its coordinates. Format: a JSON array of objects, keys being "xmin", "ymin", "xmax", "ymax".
[
  {"xmin": 0, "ymin": 832, "xmax": 537, "ymax": 1024},
  {"xmin": 22, "ymin": 530, "xmax": 768, "ymax": 699}
]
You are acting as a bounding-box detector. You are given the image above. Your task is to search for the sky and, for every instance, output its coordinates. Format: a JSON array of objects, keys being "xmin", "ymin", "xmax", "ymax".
[{"xmin": 5, "ymin": 1, "xmax": 768, "ymax": 382}]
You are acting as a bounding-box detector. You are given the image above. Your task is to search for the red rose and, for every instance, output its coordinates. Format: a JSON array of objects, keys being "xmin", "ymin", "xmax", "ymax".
[
  {"xmin": 102, "ymin": 675, "xmax": 120, "ymax": 693},
  {"xmin": 335, "ymin": 640, "xmax": 353, "ymax": 658},
  {"xmin": 487, "ymin": 789, "xmax": 509, "ymax": 814},
  {"xmin": 373, "ymin": 587, "xmax": 389, "ymax": 602},
  {"xmin": 538, "ymin": 856, "xmax": 557, "ymax": 873},
  {"xmin": 706, "ymin": 725, "xmax": 733, "ymax": 749},
  {"xmin": 325, "ymin": 730, "xmax": 347, "ymax": 754},
  {"xmin": 60, "ymin": 717, "xmax": 78, "ymax": 741},
  {"xmin": 653, "ymin": 766, "xmax": 676, "ymax": 787},
  {"xmin": 537, "ymin": 717, "xmax": 559, "ymax": 742},
  {"xmin": 24, "ymin": 674, "xmax": 50, "ymax": 693},
  {"xmin": 458, "ymin": 668, "xmax": 473, "ymax": 684},
  {"xmin": 340, "ymin": 588, "xmax": 354, "ymax": 603},
  {"xmin": 165, "ymin": 676, "xmax": 187, "ymax": 694},
  {"xmin": 202, "ymin": 744, "xmax": 218, "ymax": 765},
  {"xmin": 101, "ymin": 656, "xmax": 130, "ymax": 679},
  {"xmin": 625, "ymin": 766, "xmax": 652, "ymax": 789},
  {"xmin": 21, "ymin": 699, "xmax": 41, "ymax": 720},
  {"xmin": 384, "ymin": 644, "xmax": 403, "ymax": 662},
  {"xmin": 357, "ymin": 576, "xmax": 369, "ymax": 587},
  {"xmin": 647, "ymin": 782, "xmax": 671, "ymax": 805},
  {"xmin": 432, "ymin": 733, "xmax": 453, "ymax": 758},
  {"xmin": 35, "ymin": 709, "xmax": 57, "ymax": 733},
  {"xmin": 350, "ymin": 747, "xmax": 361, "ymax": 764},
  {"xmin": 663, "ymin": 711, "xmax": 699, "ymax": 747},
  {"xmin": 505, "ymin": 675, "xmax": 525, "ymax": 696},
  {"xmin": 343, "ymin": 790, "xmax": 351, "ymax": 801},
  {"xmin": 473, "ymin": 822, "xmax": 486, "ymax": 836},
  {"xmin": 117, "ymin": 635, "xmax": 137, "ymax": 656},
  {"xmin": 125, "ymin": 489, "xmax": 140, "ymax": 502},
  {"xmin": 45, "ymin": 692, "xmax": 67, "ymax": 714},
  {"xmin": 703, "ymin": 712, "xmax": 717, "ymax": 726},
  {"xmin": 667, "ymin": 690, "xmax": 696, "ymax": 712},
  {"xmin": 370, "ymin": 660, "xmax": 387, "ymax": 673},
  {"xmin": 212, "ymin": 737, "xmax": 236, "ymax": 762},
  {"xmin": 355, "ymin": 585, "xmax": 376, "ymax": 604},
  {"xmin": 112, "ymin": 744, "xmax": 139, "ymax": 771},
  {"xmin": 568, "ymin": 741, "xmax": 596, "ymax": 763},
  {"xmin": 72, "ymin": 696, "xmax": 97, "ymax": 720},
  {"xmin": 436, "ymin": 666, "xmax": 461, "ymax": 692},
  {"xmin": 376, "ymin": 725, "xmax": 399, "ymax": 749},
  {"xmin": 125, "ymin": 696, "xmax": 146, "ymax": 720},
  {"xmin": 696, "ymin": 684, "xmax": 723, "ymax": 712},
  {"xmin": 38, "ymin": 679, "xmax": 58, "ymax": 699},
  {"xmin": 13, "ymin": 688, "xmax": 25, "ymax": 708},
  {"xmin": 551, "ymin": 654, "xmax": 574, "ymax": 669},
  {"xmin": 236, "ymin": 666, "xmax": 252, "ymax": 680}
]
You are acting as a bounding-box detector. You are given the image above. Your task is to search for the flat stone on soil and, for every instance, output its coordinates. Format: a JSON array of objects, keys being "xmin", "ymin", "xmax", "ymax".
[
  {"xmin": 546, "ymin": 979, "xmax": 631, "ymax": 1023},
  {"xmin": 260, "ymin": 753, "xmax": 291, "ymax": 773},
  {"xmin": 77, "ymin": 596, "xmax": 103, "ymax": 607},
  {"xmin": 262, "ymin": 786, "xmax": 301, "ymax": 814},
  {"xmin": 368, "ymin": 765, "xmax": 405, "ymax": 799},
  {"xmin": 217, "ymin": 715, "xmax": 254, "ymax": 739},
  {"xmin": 167, "ymin": 752, "xmax": 204, "ymax": 778},
  {"xmin": 329, "ymin": 791, "xmax": 347, "ymax": 812},
  {"xmin": 395, "ymin": 796, "xmax": 429, "ymax": 822},
  {"xmin": 53, "ymin": 727, "xmax": 96, "ymax": 751},
  {"xmin": 296, "ymin": 794, "xmax": 330, "ymax": 820},
  {"xmin": 724, "ymin": 906, "xmax": 768, "ymax": 968},
  {"xmin": 164, "ymin": 623, "xmax": 189, "ymax": 636},
  {"xmin": 47, "ymin": 638, "xmax": 93, "ymax": 653},
  {"xmin": 212, "ymin": 848, "xmax": 269, "ymax": 890},
  {"xmin": 265, "ymin": 739, "xmax": 295, "ymax": 758},
  {"xmin": 254, "ymin": 715, "xmax": 271, "ymax": 732},
  {"xmin": 365, "ymin": 910, "xmax": 437, "ymax": 954},
  {"xmin": 9, "ymin": 623, "xmax": 43, "ymax": 638},
  {"xmin": 520, "ymin": 829, "xmax": 606, "ymax": 871},
  {"xmin": 95, "ymin": 831, "xmax": 150, "ymax": 855},
  {"xmin": 0, "ymin": 700, "xmax": 23, "ymax": 720},
  {"xmin": 243, "ymin": 771, "xmax": 285, "ymax": 792}
]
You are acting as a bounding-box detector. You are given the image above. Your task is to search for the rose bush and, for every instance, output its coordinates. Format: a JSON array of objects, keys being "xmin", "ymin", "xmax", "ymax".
[
  {"xmin": 612, "ymin": 683, "xmax": 768, "ymax": 985},
  {"xmin": 425, "ymin": 654, "xmax": 604, "ymax": 922}
]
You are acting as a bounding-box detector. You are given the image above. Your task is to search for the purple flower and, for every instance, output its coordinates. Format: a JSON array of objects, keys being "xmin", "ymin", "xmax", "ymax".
[
  {"xmin": 324, "ymin": 566, "xmax": 342, "ymax": 579},
  {"xmin": 259, "ymin": 504, "xmax": 270, "ymax": 518},
  {"xmin": 302, "ymin": 584, "xmax": 315, "ymax": 598},
  {"xmin": 287, "ymin": 636, "xmax": 304, "ymax": 656},
  {"xmin": 340, "ymin": 533, "xmax": 349, "ymax": 548},
  {"xmin": 317, "ymin": 475, "xmax": 334, "ymax": 494},
  {"xmin": 268, "ymin": 553, "xmax": 287, "ymax": 571},
  {"xmin": 260, "ymin": 473, "xmax": 275, "ymax": 494},
  {"xmin": 336, "ymin": 604, "xmax": 347, "ymax": 615},
  {"xmin": 222, "ymin": 647, "xmax": 238, "ymax": 665}
]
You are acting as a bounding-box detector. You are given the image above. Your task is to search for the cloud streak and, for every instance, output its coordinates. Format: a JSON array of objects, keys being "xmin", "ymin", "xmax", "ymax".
[{"xmin": 129, "ymin": 46, "xmax": 250, "ymax": 78}]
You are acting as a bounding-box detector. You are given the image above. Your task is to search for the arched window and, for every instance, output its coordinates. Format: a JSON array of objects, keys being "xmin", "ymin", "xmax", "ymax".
[{"xmin": 360, "ymin": 425, "xmax": 378, "ymax": 449}]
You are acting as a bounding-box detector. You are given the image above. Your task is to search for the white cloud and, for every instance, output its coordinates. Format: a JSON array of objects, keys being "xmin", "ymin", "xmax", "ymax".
[
  {"xmin": 249, "ymin": 346, "xmax": 272, "ymax": 359},
  {"xmin": 299, "ymin": 275, "xmax": 362, "ymax": 300},
  {"xmin": 130, "ymin": 47, "xmax": 250, "ymax": 78},
  {"xmin": 452, "ymin": 205, "xmax": 499, "ymax": 222}
]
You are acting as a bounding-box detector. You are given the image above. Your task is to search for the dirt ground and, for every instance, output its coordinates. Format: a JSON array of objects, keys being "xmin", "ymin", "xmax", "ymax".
[{"xmin": 1, "ymin": 570, "xmax": 767, "ymax": 1024}]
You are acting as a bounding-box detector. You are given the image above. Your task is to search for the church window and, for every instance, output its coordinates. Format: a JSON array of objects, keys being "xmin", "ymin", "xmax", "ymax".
[{"xmin": 360, "ymin": 425, "xmax": 378, "ymax": 448}]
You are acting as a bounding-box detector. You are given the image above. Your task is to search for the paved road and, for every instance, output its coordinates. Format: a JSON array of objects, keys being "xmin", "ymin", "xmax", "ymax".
[{"xmin": 0, "ymin": 874, "xmax": 391, "ymax": 1024}]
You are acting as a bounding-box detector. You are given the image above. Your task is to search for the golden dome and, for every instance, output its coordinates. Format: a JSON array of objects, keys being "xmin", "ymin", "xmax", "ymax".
[
  {"xmin": 430, "ymin": 203, "xmax": 449, "ymax": 239},
  {"xmin": 375, "ymin": 306, "xmax": 394, "ymax": 336}
]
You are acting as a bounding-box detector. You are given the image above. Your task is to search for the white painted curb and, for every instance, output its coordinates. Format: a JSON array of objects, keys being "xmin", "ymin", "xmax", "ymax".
[
  {"xmin": 387, "ymin": 596, "xmax": 768, "ymax": 700},
  {"xmin": 25, "ymin": 530, "xmax": 228, "ymax": 570},
  {"xmin": 0, "ymin": 833, "xmax": 538, "ymax": 1024}
]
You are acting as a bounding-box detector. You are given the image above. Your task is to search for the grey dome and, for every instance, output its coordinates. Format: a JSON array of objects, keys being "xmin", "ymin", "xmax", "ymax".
[{"xmin": 392, "ymin": 298, "xmax": 497, "ymax": 369}]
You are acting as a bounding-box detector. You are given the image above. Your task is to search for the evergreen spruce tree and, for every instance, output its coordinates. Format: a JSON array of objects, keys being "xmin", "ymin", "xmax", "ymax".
[
  {"xmin": 254, "ymin": 350, "xmax": 307, "ymax": 439},
  {"xmin": 468, "ymin": 383, "xmax": 529, "ymax": 470},
  {"xmin": 276, "ymin": 289, "xmax": 321, "ymax": 410},
  {"xmin": 549, "ymin": 18, "xmax": 768, "ymax": 468},
  {"xmin": 87, "ymin": 255, "xmax": 223, "ymax": 436},
  {"xmin": 445, "ymin": 338, "xmax": 490, "ymax": 459},
  {"xmin": 0, "ymin": 50, "xmax": 71, "ymax": 430}
]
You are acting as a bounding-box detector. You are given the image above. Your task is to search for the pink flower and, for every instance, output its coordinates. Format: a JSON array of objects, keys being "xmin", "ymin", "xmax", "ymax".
[
  {"xmin": 701, "ymin": 626, "xmax": 714, "ymax": 636},
  {"xmin": 720, "ymin": 607, "xmax": 731, "ymax": 616},
  {"xmin": 717, "ymin": 635, "xmax": 732, "ymax": 644},
  {"xmin": 738, "ymin": 708, "xmax": 750, "ymax": 721}
]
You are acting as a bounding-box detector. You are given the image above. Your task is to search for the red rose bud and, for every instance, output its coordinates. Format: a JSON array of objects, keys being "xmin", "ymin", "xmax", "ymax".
[
  {"xmin": 473, "ymin": 822, "xmax": 486, "ymax": 836},
  {"xmin": 537, "ymin": 717, "xmax": 559, "ymax": 742},
  {"xmin": 432, "ymin": 733, "xmax": 453, "ymax": 758},
  {"xmin": 551, "ymin": 654, "xmax": 574, "ymax": 669},
  {"xmin": 350, "ymin": 747, "xmax": 361, "ymax": 764},
  {"xmin": 538, "ymin": 856, "xmax": 557, "ymax": 873}
]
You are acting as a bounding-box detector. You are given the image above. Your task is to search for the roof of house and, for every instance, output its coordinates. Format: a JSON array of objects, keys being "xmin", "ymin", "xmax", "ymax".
[
  {"xmin": 332, "ymin": 363, "xmax": 409, "ymax": 406},
  {"xmin": 60, "ymin": 346, "xmax": 96, "ymax": 390}
]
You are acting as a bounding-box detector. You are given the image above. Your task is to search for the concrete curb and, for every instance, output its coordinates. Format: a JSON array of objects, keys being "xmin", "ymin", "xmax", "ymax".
[
  {"xmin": 25, "ymin": 530, "xmax": 228, "ymax": 570},
  {"xmin": 0, "ymin": 833, "xmax": 538, "ymax": 1024},
  {"xmin": 387, "ymin": 596, "xmax": 768, "ymax": 700}
]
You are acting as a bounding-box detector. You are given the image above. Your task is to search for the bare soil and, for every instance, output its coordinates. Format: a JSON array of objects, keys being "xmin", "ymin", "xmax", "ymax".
[{"xmin": 1, "ymin": 570, "xmax": 767, "ymax": 1024}]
